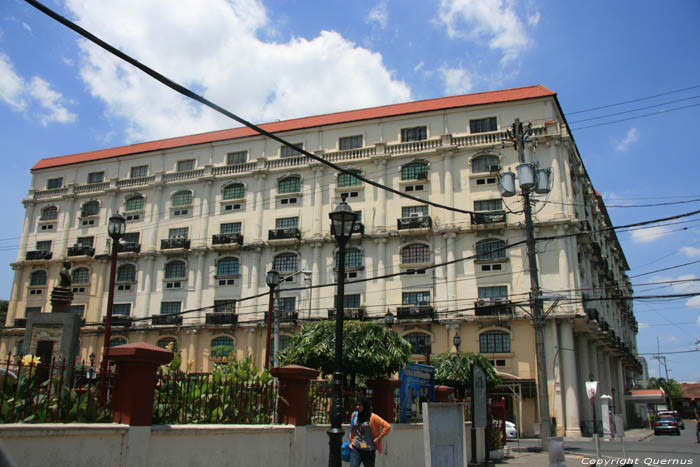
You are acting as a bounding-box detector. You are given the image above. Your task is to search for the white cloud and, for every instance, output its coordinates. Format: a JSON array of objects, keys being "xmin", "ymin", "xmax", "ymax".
[
  {"xmin": 28, "ymin": 77, "xmax": 77, "ymax": 126},
  {"xmin": 66, "ymin": 0, "xmax": 411, "ymax": 142},
  {"xmin": 439, "ymin": 67, "xmax": 473, "ymax": 95},
  {"xmin": 681, "ymin": 246, "xmax": 700, "ymax": 258},
  {"xmin": 638, "ymin": 323, "xmax": 650, "ymax": 329},
  {"xmin": 0, "ymin": 53, "xmax": 26, "ymax": 111},
  {"xmin": 366, "ymin": 1, "xmax": 388, "ymax": 29},
  {"xmin": 22, "ymin": 22, "xmax": 32, "ymax": 33},
  {"xmin": 414, "ymin": 61, "xmax": 424, "ymax": 72},
  {"xmin": 651, "ymin": 274, "xmax": 700, "ymax": 309},
  {"xmin": 436, "ymin": 0, "xmax": 535, "ymax": 64},
  {"xmin": 630, "ymin": 225, "xmax": 670, "ymax": 243},
  {"xmin": 527, "ymin": 12, "xmax": 540, "ymax": 26},
  {"xmin": 614, "ymin": 127, "xmax": 639, "ymax": 152}
]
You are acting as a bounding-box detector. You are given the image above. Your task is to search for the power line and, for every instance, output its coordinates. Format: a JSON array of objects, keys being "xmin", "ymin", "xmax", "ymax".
[
  {"xmin": 568, "ymin": 94, "xmax": 700, "ymax": 124},
  {"xmin": 566, "ymin": 84, "xmax": 700, "ymax": 115},
  {"xmin": 571, "ymin": 102, "xmax": 700, "ymax": 131}
]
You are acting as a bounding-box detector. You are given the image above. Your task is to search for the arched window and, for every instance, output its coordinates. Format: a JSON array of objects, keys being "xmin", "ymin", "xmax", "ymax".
[
  {"xmin": 109, "ymin": 337, "xmax": 127, "ymax": 347},
  {"xmin": 125, "ymin": 195, "xmax": 144, "ymax": 212},
  {"xmin": 476, "ymin": 239, "xmax": 506, "ymax": 260},
  {"xmin": 29, "ymin": 270, "xmax": 47, "ymax": 286},
  {"xmin": 171, "ymin": 190, "xmax": 192, "ymax": 207},
  {"xmin": 401, "ymin": 162, "xmax": 428, "ymax": 181},
  {"xmin": 216, "ymin": 257, "xmax": 240, "ymax": 276},
  {"xmin": 117, "ymin": 264, "xmax": 136, "ymax": 282},
  {"xmin": 404, "ymin": 332, "xmax": 431, "ymax": 355},
  {"xmin": 40, "ymin": 206, "xmax": 58, "ymax": 221},
  {"xmin": 157, "ymin": 337, "xmax": 178, "ymax": 352},
  {"xmin": 269, "ymin": 334, "xmax": 293, "ymax": 361},
  {"xmin": 273, "ymin": 253, "xmax": 298, "ymax": 273},
  {"xmin": 72, "ymin": 267, "xmax": 90, "ymax": 284},
  {"xmin": 479, "ymin": 330, "xmax": 511, "ymax": 353},
  {"xmin": 472, "ymin": 155, "xmax": 500, "ymax": 173},
  {"xmin": 401, "ymin": 244, "xmax": 431, "ymax": 264},
  {"xmin": 81, "ymin": 201, "xmax": 99, "ymax": 217},
  {"xmin": 335, "ymin": 248, "xmax": 363, "ymax": 269},
  {"xmin": 278, "ymin": 176, "xmax": 301, "ymax": 194},
  {"xmin": 165, "ymin": 260, "xmax": 186, "ymax": 279},
  {"xmin": 337, "ymin": 170, "xmax": 362, "ymax": 188},
  {"xmin": 210, "ymin": 336, "xmax": 234, "ymax": 358},
  {"xmin": 222, "ymin": 183, "xmax": 245, "ymax": 200}
]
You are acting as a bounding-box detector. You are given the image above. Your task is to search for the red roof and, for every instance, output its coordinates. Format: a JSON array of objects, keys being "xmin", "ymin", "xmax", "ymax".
[
  {"xmin": 31, "ymin": 85, "xmax": 555, "ymax": 170},
  {"xmin": 680, "ymin": 382, "xmax": 700, "ymax": 400}
]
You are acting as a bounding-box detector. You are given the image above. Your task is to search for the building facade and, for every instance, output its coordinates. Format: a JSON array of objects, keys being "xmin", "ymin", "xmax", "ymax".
[{"xmin": 1, "ymin": 85, "xmax": 641, "ymax": 436}]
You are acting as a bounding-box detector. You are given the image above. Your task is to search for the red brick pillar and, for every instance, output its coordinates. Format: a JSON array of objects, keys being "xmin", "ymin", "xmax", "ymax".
[
  {"xmin": 270, "ymin": 365, "xmax": 320, "ymax": 426},
  {"xmin": 107, "ymin": 343, "xmax": 173, "ymax": 426},
  {"xmin": 435, "ymin": 385, "xmax": 455, "ymax": 402},
  {"xmin": 368, "ymin": 378, "xmax": 401, "ymax": 422}
]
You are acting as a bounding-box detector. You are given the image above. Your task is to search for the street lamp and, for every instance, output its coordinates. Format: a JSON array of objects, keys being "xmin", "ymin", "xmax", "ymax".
[
  {"xmin": 453, "ymin": 334, "xmax": 462, "ymax": 352},
  {"xmin": 264, "ymin": 269, "xmax": 280, "ymax": 370},
  {"xmin": 384, "ymin": 309, "xmax": 394, "ymax": 327},
  {"xmin": 98, "ymin": 212, "xmax": 126, "ymax": 405},
  {"xmin": 327, "ymin": 193, "xmax": 357, "ymax": 467}
]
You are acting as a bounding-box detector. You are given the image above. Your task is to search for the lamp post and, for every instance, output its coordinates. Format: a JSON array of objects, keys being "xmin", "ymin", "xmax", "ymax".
[
  {"xmin": 384, "ymin": 309, "xmax": 394, "ymax": 327},
  {"xmin": 499, "ymin": 119, "xmax": 552, "ymax": 448},
  {"xmin": 98, "ymin": 212, "xmax": 126, "ymax": 405},
  {"xmin": 327, "ymin": 193, "xmax": 357, "ymax": 467},
  {"xmin": 453, "ymin": 334, "xmax": 462, "ymax": 353},
  {"xmin": 264, "ymin": 269, "xmax": 280, "ymax": 370}
]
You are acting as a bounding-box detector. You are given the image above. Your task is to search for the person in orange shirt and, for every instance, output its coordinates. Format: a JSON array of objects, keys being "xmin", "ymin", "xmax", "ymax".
[{"xmin": 348, "ymin": 396, "xmax": 391, "ymax": 467}]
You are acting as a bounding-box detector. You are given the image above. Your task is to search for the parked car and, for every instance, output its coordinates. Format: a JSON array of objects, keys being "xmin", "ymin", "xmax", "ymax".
[
  {"xmin": 505, "ymin": 421, "xmax": 517, "ymax": 439},
  {"xmin": 657, "ymin": 410, "xmax": 684, "ymax": 429},
  {"xmin": 654, "ymin": 416, "xmax": 681, "ymax": 436}
]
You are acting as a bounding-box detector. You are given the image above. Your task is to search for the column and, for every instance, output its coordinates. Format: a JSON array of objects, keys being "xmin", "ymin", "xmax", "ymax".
[
  {"xmin": 560, "ymin": 150, "xmax": 575, "ymax": 219},
  {"xmin": 560, "ymin": 320, "xmax": 581, "ymax": 436},
  {"xmin": 312, "ymin": 243, "xmax": 321, "ymax": 318},
  {"xmin": 194, "ymin": 251, "xmax": 206, "ymax": 320},
  {"xmin": 544, "ymin": 319, "xmax": 564, "ymax": 435},
  {"xmin": 255, "ymin": 174, "xmax": 266, "ymax": 241},
  {"xmin": 603, "ymin": 352, "xmax": 613, "ymax": 399},
  {"xmin": 616, "ymin": 358, "xmax": 628, "ymax": 427},
  {"xmin": 443, "ymin": 152, "xmax": 455, "ymax": 225},
  {"xmin": 575, "ymin": 335, "xmax": 593, "ymax": 424},
  {"xmin": 312, "ymin": 167, "xmax": 323, "ymax": 236},
  {"xmin": 589, "ymin": 341, "xmax": 602, "ymax": 426},
  {"xmin": 6, "ymin": 265, "xmax": 23, "ymax": 325},
  {"xmin": 550, "ymin": 155, "xmax": 565, "ymax": 219},
  {"xmin": 147, "ymin": 185, "xmax": 163, "ymax": 252},
  {"xmin": 18, "ymin": 199, "xmax": 35, "ymax": 260},
  {"xmin": 375, "ymin": 238, "xmax": 387, "ymax": 311},
  {"xmin": 444, "ymin": 233, "xmax": 456, "ymax": 304},
  {"xmin": 186, "ymin": 328, "xmax": 199, "ymax": 372},
  {"xmin": 197, "ymin": 180, "xmax": 213, "ymax": 247},
  {"xmin": 61, "ymin": 196, "xmax": 76, "ymax": 256},
  {"xmin": 556, "ymin": 225, "xmax": 571, "ymax": 309},
  {"xmin": 375, "ymin": 158, "xmax": 387, "ymax": 231},
  {"xmin": 142, "ymin": 255, "xmax": 157, "ymax": 317},
  {"xmin": 94, "ymin": 258, "xmax": 110, "ymax": 322}
]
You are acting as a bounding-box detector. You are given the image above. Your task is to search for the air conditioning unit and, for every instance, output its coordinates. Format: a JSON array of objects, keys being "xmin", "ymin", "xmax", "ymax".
[
  {"xmin": 409, "ymin": 213, "xmax": 421, "ymax": 218},
  {"xmin": 494, "ymin": 297, "xmax": 508, "ymax": 304},
  {"xmin": 476, "ymin": 299, "xmax": 490, "ymax": 307}
]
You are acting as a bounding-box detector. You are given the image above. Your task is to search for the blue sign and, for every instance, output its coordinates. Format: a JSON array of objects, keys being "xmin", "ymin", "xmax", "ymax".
[{"xmin": 399, "ymin": 363, "xmax": 435, "ymax": 423}]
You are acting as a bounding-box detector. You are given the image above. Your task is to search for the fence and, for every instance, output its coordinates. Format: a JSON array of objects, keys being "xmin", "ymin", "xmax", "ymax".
[
  {"xmin": 0, "ymin": 353, "xmax": 114, "ymax": 423},
  {"xmin": 307, "ymin": 380, "xmax": 367, "ymax": 424}
]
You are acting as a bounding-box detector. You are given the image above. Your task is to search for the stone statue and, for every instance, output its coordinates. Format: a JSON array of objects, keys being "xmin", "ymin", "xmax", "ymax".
[{"xmin": 59, "ymin": 261, "xmax": 71, "ymax": 288}]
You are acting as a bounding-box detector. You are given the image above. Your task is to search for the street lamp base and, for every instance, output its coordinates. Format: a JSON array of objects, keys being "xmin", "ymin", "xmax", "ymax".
[{"xmin": 327, "ymin": 428, "xmax": 344, "ymax": 467}]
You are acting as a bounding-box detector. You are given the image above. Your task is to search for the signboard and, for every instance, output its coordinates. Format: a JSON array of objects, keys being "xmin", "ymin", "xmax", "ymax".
[
  {"xmin": 586, "ymin": 381, "xmax": 599, "ymax": 404},
  {"xmin": 399, "ymin": 363, "xmax": 435, "ymax": 423},
  {"xmin": 472, "ymin": 365, "xmax": 487, "ymax": 428}
]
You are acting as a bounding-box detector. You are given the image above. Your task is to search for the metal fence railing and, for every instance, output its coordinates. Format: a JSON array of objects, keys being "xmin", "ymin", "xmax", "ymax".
[{"xmin": 307, "ymin": 381, "xmax": 368, "ymax": 425}]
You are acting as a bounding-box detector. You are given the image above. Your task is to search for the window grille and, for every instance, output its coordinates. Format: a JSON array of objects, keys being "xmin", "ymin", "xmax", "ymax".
[
  {"xmin": 401, "ymin": 162, "xmax": 428, "ymax": 180},
  {"xmin": 278, "ymin": 177, "xmax": 301, "ymax": 194},
  {"xmin": 30, "ymin": 271, "xmax": 47, "ymax": 286},
  {"xmin": 401, "ymin": 126, "xmax": 427, "ymax": 142},
  {"xmin": 336, "ymin": 248, "xmax": 363, "ymax": 269},
  {"xmin": 87, "ymin": 172, "xmax": 104, "ymax": 184},
  {"xmin": 404, "ymin": 332, "xmax": 431, "ymax": 354},
  {"xmin": 125, "ymin": 195, "xmax": 144, "ymax": 211},
  {"xmin": 469, "ymin": 117, "xmax": 497, "ymax": 134},
  {"xmin": 474, "ymin": 199, "xmax": 503, "ymax": 211},
  {"xmin": 402, "ymin": 291, "xmax": 430, "ymax": 305},
  {"xmin": 472, "ymin": 155, "xmax": 500, "ymax": 173},
  {"xmin": 275, "ymin": 217, "xmax": 299, "ymax": 229},
  {"xmin": 113, "ymin": 304, "xmax": 131, "ymax": 316},
  {"xmin": 81, "ymin": 201, "xmax": 99, "ymax": 217},
  {"xmin": 47, "ymin": 177, "xmax": 63, "ymax": 189},
  {"xmin": 168, "ymin": 228, "xmax": 189, "ymax": 239},
  {"xmin": 171, "ymin": 191, "xmax": 192, "ymax": 207},
  {"xmin": 226, "ymin": 151, "xmax": 247, "ymax": 165},
  {"xmin": 220, "ymin": 222, "xmax": 242, "ymax": 234},
  {"xmin": 72, "ymin": 268, "xmax": 90, "ymax": 284},
  {"xmin": 110, "ymin": 337, "xmax": 127, "ymax": 347},
  {"xmin": 217, "ymin": 257, "xmax": 240, "ymax": 276},
  {"xmin": 40, "ymin": 206, "xmax": 58, "ymax": 221},
  {"xmin": 223, "ymin": 183, "xmax": 245, "ymax": 200},
  {"xmin": 337, "ymin": 170, "xmax": 362, "ymax": 188},
  {"xmin": 476, "ymin": 239, "xmax": 506, "ymax": 260},
  {"xmin": 177, "ymin": 160, "xmax": 195, "ymax": 172},
  {"xmin": 130, "ymin": 165, "xmax": 148, "ymax": 178},
  {"xmin": 213, "ymin": 301, "xmax": 236, "ymax": 313},
  {"xmin": 69, "ymin": 305, "xmax": 85, "ymax": 316},
  {"xmin": 280, "ymin": 143, "xmax": 303, "ymax": 158},
  {"xmin": 36, "ymin": 241, "xmax": 52, "ymax": 251},
  {"xmin": 479, "ymin": 330, "xmax": 510, "ymax": 353},
  {"xmin": 280, "ymin": 297, "xmax": 296, "ymax": 312},
  {"xmin": 273, "ymin": 253, "xmax": 298, "ymax": 272},
  {"xmin": 339, "ymin": 135, "xmax": 363, "ymax": 150},
  {"xmin": 401, "ymin": 244, "xmax": 430, "ymax": 264},
  {"xmin": 123, "ymin": 232, "xmax": 140, "ymax": 243},
  {"xmin": 159, "ymin": 303, "xmax": 181, "ymax": 315},
  {"xmin": 77, "ymin": 236, "xmax": 94, "ymax": 247},
  {"xmin": 402, "ymin": 205, "xmax": 428, "ymax": 217},
  {"xmin": 334, "ymin": 294, "xmax": 361, "ymax": 308},
  {"xmin": 157, "ymin": 337, "xmax": 178, "ymax": 350},
  {"xmin": 477, "ymin": 286, "xmax": 508, "ymax": 299},
  {"xmin": 117, "ymin": 264, "xmax": 136, "ymax": 282},
  {"xmin": 165, "ymin": 261, "xmax": 186, "ymax": 279}
]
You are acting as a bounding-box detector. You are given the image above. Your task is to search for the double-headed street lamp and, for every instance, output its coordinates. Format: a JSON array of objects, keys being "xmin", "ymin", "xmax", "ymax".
[
  {"xmin": 327, "ymin": 193, "xmax": 357, "ymax": 467},
  {"xmin": 264, "ymin": 269, "xmax": 280, "ymax": 370},
  {"xmin": 98, "ymin": 212, "xmax": 126, "ymax": 405}
]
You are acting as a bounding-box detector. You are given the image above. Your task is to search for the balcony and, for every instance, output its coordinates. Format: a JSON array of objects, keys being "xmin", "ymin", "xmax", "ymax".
[
  {"xmin": 160, "ymin": 238, "xmax": 190, "ymax": 250},
  {"xmin": 152, "ymin": 314, "xmax": 183, "ymax": 326},
  {"xmin": 327, "ymin": 307, "xmax": 366, "ymax": 321},
  {"xmin": 212, "ymin": 233, "xmax": 244, "ymax": 246},
  {"xmin": 331, "ymin": 222, "xmax": 365, "ymax": 237},
  {"xmin": 13, "ymin": 318, "xmax": 26, "ymax": 328},
  {"xmin": 103, "ymin": 316, "xmax": 132, "ymax": 327},
  {"xmin": 26, "ymin": 250, "xmax": 52, "ymax": 261},
  {"xmin": 268, "ymin": 228, "xmax": 301, "ymax": 241},
  {"xmin": 470, "ymin": 211, "xmax": 506, "ymax": 226},
  {"xmin": 264, "ymin": 310, "xmax": 299, "ymax": 322},
  {"xmin": 117, "ymin": 242, "xmax": 141, "ymax": 254},
  {"xmin": 205, "ymin": 312, "xmax": 238, "ymax": 325},
  {"xmin": 396, "ymin": 305, "xmax": 434, "ymax": 320},
  {"xmin": 397, "ymin": 215, "xmax": 432, "ymax": 231},
  {"xmin": 67, "ymin": 245, "xmax": 95, "ymax": 257},
  {"xmin": 474, "ymin": 298, "xmax": 513, "ymax": 317}
]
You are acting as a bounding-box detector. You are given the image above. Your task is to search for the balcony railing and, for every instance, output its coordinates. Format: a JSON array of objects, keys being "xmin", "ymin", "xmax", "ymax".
[
  {"xmin": 67, "ymin": 245, "xmax": 95, "ymax": 257},
  {"xmin": 161, "ymin": 238, "xmax": 191, "ymax": 250},
  {"xmin": 397, "ymin": 215, "xmax": 432, "ymax": 230},
  {"xmin": 103, "ymin": 316, "xmax": 132, "ymax": 327},
  {"xmin": 327, "ymin": 307, "xmax": 366, "ymax": 321},
  {"xmin": 117, "ymin": 242, "xmax": 141, "ymax": 254},
  {"xmin": 268, "ymin": 228, "xmax": 301, "ymax": 241},
  {"xmin": 212, "ymin": 233, "xmax": 244, "ymax": 246},
  {"xmin": 470, "ymin": 211, "xmax": 506, "ymax": 225},
  {"xmin": 396, "ymin": 305, "xmax": 434, "ymax": 320},
  {"xmin": 152, "ymin": 314, "xmax": 183, "ymax": 326},
  {"xmin": 473, "ymin": 299, "xmax": 512, "ymax": 316},
  {"xmin": 264, "ymin": 310, "xmax": 299, "ymax": 322},
  {"xmin": 26, "ymin": 250, "xmax": 52, "ymax": 261},
  {"xmin": 331, "ymin": 222, "xmax": 364, "ymax": 237},
  {"xmin": 205, "ymin": 312, "xmax": 238, "ymax": 325}
]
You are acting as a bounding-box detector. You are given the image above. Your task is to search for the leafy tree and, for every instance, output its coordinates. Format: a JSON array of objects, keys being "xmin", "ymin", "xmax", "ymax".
[
  {"xmin": 431, "ymin": 352, "xmax": 501, "ymax": 399},
  {"xmin": 278, "ymin": 320, "xmax": 412, "ymax": 387},
  {"xmin": 647, "ymin": 377, "xmax": 683, "ymax": 411},
  {"xmin": 0, "ymin": 300, "xmax": 8, "ymax": 330}
]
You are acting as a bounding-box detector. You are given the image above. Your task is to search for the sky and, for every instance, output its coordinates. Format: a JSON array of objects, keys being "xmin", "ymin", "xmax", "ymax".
[{"xmin": 0, "ymin": 0, "xmax": 699, "ymax": 381}]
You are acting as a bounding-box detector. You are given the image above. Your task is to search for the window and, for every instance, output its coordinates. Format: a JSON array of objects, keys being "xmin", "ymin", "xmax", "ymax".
[
  {"xmin": 478, "ymin": 286, "xmax": 508, "ymax": 299},
  {"xmin": 479, "ymin": 330, "xmax": 510, "ymax": 353},
  {"xmin": 157, "ymin": 337, "xmax": 178, "ymax": 350},
  {"xmin": 401, "ymin": 244, "xmax": 431, "ymax": 264},
  {"xmin": 470, "ymin": 117, "xmax": 497, "ymax": 134},
  {"xmin": 274, "ymin": 253, "xmax": 298, "ymax": 273},
  {"xmin": 177, "ymin": 159, "xmax": 195, "ymax": 172},
  {"xmin": 168, "ymin": 228, "xmax": 189, "ymax": 239},
  {"xmin": 160, "ymin": 303, "xmax": 181, "ymax": 315},
  {"xmin": 336, "ymin": 248, "xmax": 363, "ymax": 269},
  {"xmin": 404, "ymin": 332, "xmax": 431, "ymax": 354},
  {"xmin": 36, "ymin": 241, "xmax": 52, "ymax": 252},
  {"xmin": 213, "ymin": 300, "xmax": 236, "ymax": 313},
  {"xmin": 130, "ymin": 165, "xmax": 148, "ymax": 178},
  {"xmin": 87, "ymin": 171, "xmax": 104, "ymax": 184},
  {"xmin": 125, "ymin": 195, "xmax": 144, "ymax": 212},
  {"xmin": 211, "ymin": 336, "xmax": 234, "ymax": 358},
  {"xmin": 117, "ymin": 264, "xmax": 136, "ymax": 282},
  {"xmin": 113, "ymin": 304, "xmax": 131, "ymax": 316},
  {"xmin": 280, "ymin": 143, "xmax": 303, "ymax": 158},
  {"xmin": 474, "ymin": 199, "xmax": 503, "ymax": 212},
  {"xmin": 280, "ymin": 297, "xmax": 296, "ymax": 312},
  {"xmin": 402, "ymin": 205, "xmax": 428, "ymax": 218},
  {"xmin": 110, "ymin": 337, "xmax": 127, "ymax": 347},
  {"xmin": 72, "ymin": 267, "xmax": 90, "ymax": 284},
  {"xmin": 476, "ymin": 239, "xmax": 506, "ymax": 260},
  {"xmin": 165, "ymin": 261, "xmax": 186, "ymax": 279},
  {"xmin": 472, "ymin": 155, "xmax": 500, "ymax": 173},
  {"xmin": 275, "ymin": 217, "xmax": 299, "ymax": 229},
  {"xmin": 339, "ymin": 135, "xmax": 363, "ymax": 150},
  {"xmin": 226, "ymin": 151, "xmax": 247, "ymax": 165},
  {"xmin": 222, "ymin": 183, "xmax": 245, "ymax": 200},
  {"xmin": 81, "ymin": 201, "xmax": 99, "ymax": 217},
  {"xmin": 402, "ymin": 291, "xmax": 431, "ymax": 306},
  {"xmin": 40, "ymin": 206, "xmax": 58, "ymax": 221},
  {"xmin": 216, "ymin": 257, "xmax": 240, "ymax": 276},
  {"xmin": 220, "ymin": 222, "xmax": 242, "ymax": 234},
  {"xmin": 337, "ymin": 170, "xmax": 362, "ymax": 188},
  {"xmin": 77, "ymin": 236, "xmax": 94, "ymax": 247},
  {"xmin": 335, "ymin": 294, "xmax": 361, "ymax": 308},
  {"xmin": 47, "ymin": 177, "xmax": 63, "ymax": 189},
  {"xmin": 30, "ymin": 271, "xmax": 47, "ymax": 287},
  {"xmin": 401, "ymin": 162, "xmax": 428, "ymax": 181},
  {"xmin": 172, "ymin": 191, "xmax": 192, "ymax": 207},
  {"xmin": 269, "ymin": 334, "xmax": 292, "ymax": 361},
  {"xmin": 123, "ymin": 232, "xmax": 140, "ymax": 244},
  {"xmin": 278, "ymin": 177, "xmax": 301, "ymax": 194},
  {"xmin": 401, "ymin": 126, "xmax": 427, "ymax": 142},
  {"xmin": 69, "ymin": 305, "xmax": 85, "ymax": 317},
  {"xmin": 25, "ymin": 307, "xmax": 41, "ymax": 315}
]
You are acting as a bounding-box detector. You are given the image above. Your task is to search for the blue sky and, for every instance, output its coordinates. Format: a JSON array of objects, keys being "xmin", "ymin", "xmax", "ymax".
[{"xmin": 1, "ymin": 0, "xmax": 699, "ymax": 381}]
